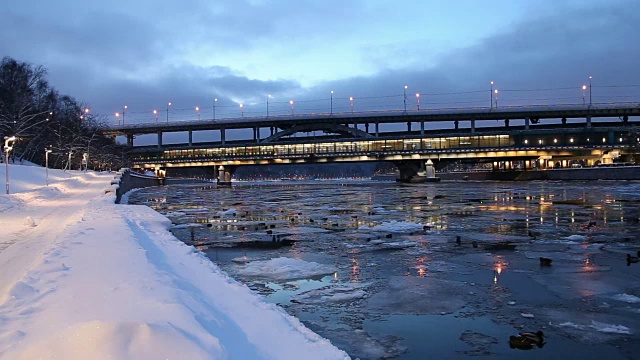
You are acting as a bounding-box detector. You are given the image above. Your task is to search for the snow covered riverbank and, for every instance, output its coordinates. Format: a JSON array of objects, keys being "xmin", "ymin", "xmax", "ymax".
[{"xmin": 0, "ymin": 164, "xmax": 348, "ymax": 359}]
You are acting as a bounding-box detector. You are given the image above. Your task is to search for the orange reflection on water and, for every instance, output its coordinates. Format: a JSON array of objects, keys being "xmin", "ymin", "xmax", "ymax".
[{"xmin": 493, "ymin": 257, "xmax": 509, "ymax": 284}]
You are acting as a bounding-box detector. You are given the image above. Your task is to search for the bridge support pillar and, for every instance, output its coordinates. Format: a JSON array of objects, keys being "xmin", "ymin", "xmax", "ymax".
[
  {"xmin": 454, "ymin": 120, "xmax": 459, "ymax": 130},
  {"xmin": 420, "ymin": 121, "xmax": 424, "ymax": 135},
  {"xmin": 407, "ymin": 122, "xmax": 411, "ymax": 132},
  {"xmin": 217, "ymin": 165, "xmax": 236, "ymax": 186},
  {"xmin": 365, "ymin": 123, "xmax": 369, "ymax": 133},
  {"xmin": 586, "ymin": 115, "xmax": 592, "ymax": 128},
  {"xmin": 393, "ymin": 160, "xmax": 426, "ymax": 183},
  {"xmin": 221, "ymin": 128, "xmax": 226, "ymax": 145},
  {"xmin": 375, "ymin": 122, "xmax": 379, "ymax": 137},
  {"xmin": 253, "ymin": 128, "xmax": 258, "ymax": 142},
  {"xmin": 157, "ymin": 131, "xmax": 162, "ymax": 149},
  {"xmin": 270, "ymin": 127, "xmax": 274, "ymax": 136},
  {"xmin": 525, "ymin": 117, "xmax": 530, "ymax": 130},
  {"xmin": 127, "ymin": 134, "xmax": 134, "ymax": 147},
  {"xmin": 188, "ymin": 130, "xmax": 193, "ymax": 146},
  {"xmin": 470, "ymin": 119, "xmax": 476, "ymax": 133}
]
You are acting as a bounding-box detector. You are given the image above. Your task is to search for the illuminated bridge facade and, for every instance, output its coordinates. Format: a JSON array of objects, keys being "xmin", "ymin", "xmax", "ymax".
[{"xmin": 101, "ymin": 104, "xmax": 640, "ymax": 182}]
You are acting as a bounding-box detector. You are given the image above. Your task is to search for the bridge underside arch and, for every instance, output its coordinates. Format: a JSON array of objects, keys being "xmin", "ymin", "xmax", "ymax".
[{"xmin": 261, "ymin": 123, "xmax": 372, "ymax": 143}]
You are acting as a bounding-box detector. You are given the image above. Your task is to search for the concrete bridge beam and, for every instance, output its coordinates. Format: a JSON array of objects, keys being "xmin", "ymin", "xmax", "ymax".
[
  {"xmin": 157, "ymin": 131, "xmax": 162, "ymax": 150},
  {"xmin": 221, "ymin": 128, "xmax": 226, "ymax": 145},
  {"xmin": 188, "ymin": 130, "xmax": 193, "ymax": 147},
  {"xmin": 127, "ymin": 134, "xmax": 134, "ymax": 147}
]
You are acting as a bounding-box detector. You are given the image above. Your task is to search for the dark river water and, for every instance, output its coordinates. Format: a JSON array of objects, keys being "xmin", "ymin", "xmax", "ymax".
[{"xmin": 127, "ymin": 180, "xmax": 640, "ymax": 359}]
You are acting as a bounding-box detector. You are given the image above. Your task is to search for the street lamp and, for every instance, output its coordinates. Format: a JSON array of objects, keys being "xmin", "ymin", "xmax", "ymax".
[
  {"xmin": 582, "ymin": 85, "xmax": 587, "ymax": 105},
  {"xmin": 240, "ymin": 103, "xmax": 244, "ymax": 117},
  {"xmin": 349, "ymin": 96, "xmax": 354, "ymax": 113},
  {"xmin": 588, "ymin": 76, "xmax": 592, "ymax": 105},
  {"xmin": 80, "ymin": 107, "xmax": 89, "ymax": 120},
  {"xmin": 45, "ymin": 148, "xmax": 52, "ymax": 186},
  {"xmin": 290, "ymin": 100, "xmax": 295, "ymax": 115},
  {"xmin": 494, "ymin": 89, "xmax": 499, "ymax": 108},
  {"xmin": 490, "ymin": 81, "xmax": 495, "ymax": 109},
  {"xmin": 115, "ymin": 112, "xmax": 121, "ymax": 125},
  {"xmin": 213, "ymin": 98, "xmax": 217, "ymax": 120},
  {"xmin": 416, "ymin": 93, "xmax": 421, "ymax": 110},
  {"xmin": 123, "ymin": 105, "xmax": 127, "ymax": 124},
  {"xmin": 267, "ymin": 94, "xmax": 271, "ymax": 117},
  {"xmin": 195, "ymin": 106, "xmax": 200, "ymax": 120},
  {"xmin": 166, "ymin": 102, "xmax": 172, "ymax": 123},
  {"xmin": 153, "ymin": 109, "xmax": 158, "ymax": 122},
  {"xmin": 330, "ymin": 90, "xmax": 334, "ymax": 115},
  {"xmin": 82, "ymin": 152, "xmax": 88, "ymax": 172},
  {"xmin": 403, "ymin": 85, "xmax": 408, "ymax": 112},
  {"xmin": 4, "ymin": 136, "xmax": 16, "ymax": 194}
]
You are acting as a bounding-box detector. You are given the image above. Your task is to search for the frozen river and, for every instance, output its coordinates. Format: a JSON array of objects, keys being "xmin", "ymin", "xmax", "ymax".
[{"xmin": 128, "ymin": 180, "xmax": 640, "ymax": 359}]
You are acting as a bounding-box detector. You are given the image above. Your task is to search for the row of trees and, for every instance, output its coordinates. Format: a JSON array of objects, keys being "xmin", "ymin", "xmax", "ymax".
[{"xmin": 0, "ymin": 56, "xmax": 128, "ymax": 170}]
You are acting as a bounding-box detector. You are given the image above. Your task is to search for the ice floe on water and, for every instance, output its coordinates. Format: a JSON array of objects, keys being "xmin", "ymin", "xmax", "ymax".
[
  {"xmin": 563, "ymin": 234, "xmax": 588, "ymax": 241},
  {"xmin": 216, "ymin": 208, "xmax": 238, "ymax": 217},
  {"xmin": 236, "ymin": 257, "xmax": 336, "ymax": 281},
  {"xmin": 558, "ymin": 321, "xmax": 631, "ymax": 334},
  {"xmin": 610, "ymin": 293, "xmax": 640, "ymax": 303},
  {"xmin": 293, "ymin": 285, "xmax": 367, "ymax": 304},
  {"xmin": 358, "ymin": 221, "xmax": 424, "ymax": 233}
]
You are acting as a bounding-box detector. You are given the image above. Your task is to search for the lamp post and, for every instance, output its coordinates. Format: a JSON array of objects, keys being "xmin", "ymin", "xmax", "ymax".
[
  {"xmin": 330, "ymin": 90, "xmax": 334, "ymax": 115},
  {"xmin": 115, "ymin": 112, "xmax": 121, "ymax": 125},
  {"xmin": 582, "ymin": 85, "xmax": 587, "ymax": 105},
  {"xmin": 494, "ymin": 89, "xmax": 499, "ymax": 108},
  {"xmin": 240, "ymin": 103, "xmax": 244, "ymax": 117},
  {"xmin": 80, "ymin": 107, "xmax": 89, "ymax": 120},
  {"xmin": 4, "ymin": 136, "xmax": 16, "ymax": 194},
  {"xmin": 82, "ymin": 152, "xmax": 88, "ymax": 172},
  {"xmin": 290, "ymin": 100, "xmax": 294, "ymax": 115},
  {"xmin": 166, "ymin": 102, "xmax": 171, "ymax": 123},
  {"xmin": 45, "ymin": 148, "xmax": 52, "ymax": 186},
  {"xmin": 490, "ymin": 81, "xmax": 494, "ymax": 109},
  {"xmin": 403, "ymin": 85, "xmax": 408, "ymax": 112},
  {"xmin": 349, "ymin": 96, "xmax": 354, "ymax": 113},
  {"xmin": 153, "ymin": 109, "xmax": 158, "ymax": 123},
  {"xmin": 195, "ymin": 106, "xmax": 200, "ymax": 120},
  {"xmin": 66, "ymin": 149, "xmax": 73, "ymax": 172},
  {"xmin": 267, "ymin": 94, "xmax": 271, "ymax": 117},
  {"xmin": 213, "ymin": 98, "xmax": 217, "ymax": 120},
  {"xmin": 123, "ymin": 105, "xmax": 127, "ymax": 124},
  {"xmin": 588, "ymin": 76, "xmax": 592, "ymax": 105},
  {"xmin": 416, "ymin": 93, "xmax": 421, "ymax": 110}
]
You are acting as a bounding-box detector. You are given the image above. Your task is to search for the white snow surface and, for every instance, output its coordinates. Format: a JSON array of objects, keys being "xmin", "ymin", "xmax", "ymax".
[{"xmin": 0, "ymin": 164, "xmax": 349, "ymax": 359}]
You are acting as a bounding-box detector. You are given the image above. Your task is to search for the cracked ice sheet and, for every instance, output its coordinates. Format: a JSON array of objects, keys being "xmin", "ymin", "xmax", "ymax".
[
  {"xmin": 365, "ymin": 276, "xmax": 483, "ymax": 315},
  {"xmin": 529, "ymin": 270, "xmax": 636, "ymax": 299}
]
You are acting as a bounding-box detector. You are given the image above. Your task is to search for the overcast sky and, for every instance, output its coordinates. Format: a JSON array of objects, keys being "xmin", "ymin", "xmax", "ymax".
[{"xmin": 2, "ymin": 0, "xmax": 639, "ymax": 123}]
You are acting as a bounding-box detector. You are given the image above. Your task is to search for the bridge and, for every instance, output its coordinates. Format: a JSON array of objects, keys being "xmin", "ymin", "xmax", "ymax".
[{"xmin": 102, "ymin": 103, "xmax": 640, "ymax": 183}]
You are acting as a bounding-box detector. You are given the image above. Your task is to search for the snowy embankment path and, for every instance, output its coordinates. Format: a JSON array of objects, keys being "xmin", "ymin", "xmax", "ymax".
[{"xmin": 0, "ymin": 165, "xmax": 348, "ymax": 359}]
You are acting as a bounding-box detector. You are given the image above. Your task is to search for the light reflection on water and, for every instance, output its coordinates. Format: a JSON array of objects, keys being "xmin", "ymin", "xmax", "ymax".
[{"xmin": 128, "ymin": 180, "xmax": 640, "ymax": 359}]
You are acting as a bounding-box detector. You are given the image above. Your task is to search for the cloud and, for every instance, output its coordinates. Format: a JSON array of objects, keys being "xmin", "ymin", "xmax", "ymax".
[{"xmin": 1, "ymin": 0, "xmax": 638, "ymax": 122}]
